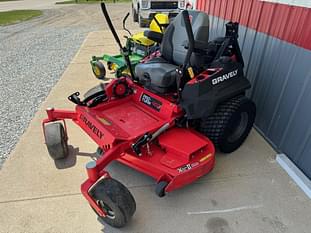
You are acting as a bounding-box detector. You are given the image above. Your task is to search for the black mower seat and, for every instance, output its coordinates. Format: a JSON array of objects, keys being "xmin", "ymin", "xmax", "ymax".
[
  {"xmin": 135, "ymin": 10, "xmax": 210, "ymax": 94},
  {"xmin": 135, "ymin": 57, "xmax": 178, "ymax": 94}
]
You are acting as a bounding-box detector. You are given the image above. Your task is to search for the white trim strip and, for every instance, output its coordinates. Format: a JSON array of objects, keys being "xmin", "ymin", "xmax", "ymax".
[
  {"xmin": 276, "ymin": 153, "xmax": 311, "ymax": 199},
  {"xmin": 260, "ymin": 0, "xmax": 311, "ymax": 8},
  {"xmin": 187, "ymin": 205, "xmax": 263, "ymax": 215}
]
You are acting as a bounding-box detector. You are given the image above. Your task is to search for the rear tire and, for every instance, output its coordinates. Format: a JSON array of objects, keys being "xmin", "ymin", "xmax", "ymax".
[
  {"xmin": 138, "ymin": 16, "xmax": 146, "ymax": 28},
  {"xmin": 132, "ymin": 5, "xmax": 138, "ymax": 22},
  {"xmin": 44, "ymin": 122, "xmax": 68, "ymax": 160},
  {"xmin": 90, "ymin": 178, "xmax": 136, "ymax": 228},
  {"xmin": 199, "ymin": 96, "xmax": 256, "ymax": 153}
]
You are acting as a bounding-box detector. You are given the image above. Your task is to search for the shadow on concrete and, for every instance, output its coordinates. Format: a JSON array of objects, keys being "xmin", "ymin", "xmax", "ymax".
[
  {"xmin": 54, "ymin": 145, "xmax": 99, "ymax": 169},
  {"xmin": 99, "ymin": 216, "xmax": 139, "ymax": 233}
]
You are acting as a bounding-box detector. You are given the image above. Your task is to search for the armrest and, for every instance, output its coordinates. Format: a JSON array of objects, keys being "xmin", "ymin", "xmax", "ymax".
[
  {"xmin": 144, "ymin": 30, "xmax": 163, "ymax": 44},
  {"xmin": 182, "ymin": 40, "xmax": 210, "ymax": 51},
  {"xmin": 194, "ymin": 40, "xmax": 210, "ymax": 50}
]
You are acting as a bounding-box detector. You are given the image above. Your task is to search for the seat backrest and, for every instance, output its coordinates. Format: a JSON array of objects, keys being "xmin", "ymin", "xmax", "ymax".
[{"xmin": 160, "ymin": 10, "xmax": 209, "ymax": 66}]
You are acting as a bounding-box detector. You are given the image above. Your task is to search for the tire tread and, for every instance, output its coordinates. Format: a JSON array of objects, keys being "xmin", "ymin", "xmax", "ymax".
[
  {"xmin": 91, "ymin": 178, "xmax": 136, "ymax": 228},
  {"xmin": 44, "ymin": 122, "xmax": 68, "ymax": 160},
  {"xmin": 199, "ymin": 96, "xmax": 255, "ymax": 152}
]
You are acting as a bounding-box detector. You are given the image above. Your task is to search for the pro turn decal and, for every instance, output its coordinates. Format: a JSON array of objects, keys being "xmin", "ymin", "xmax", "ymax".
[{"xmin": 140, "ymin": 93, "xmax": 162, "ymax": 112}]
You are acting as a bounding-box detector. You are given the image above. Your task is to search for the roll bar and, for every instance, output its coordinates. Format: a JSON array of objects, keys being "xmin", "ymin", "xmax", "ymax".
[
  {"xmin": 100, "ymin": 3, "xmax": 136, "ymax": 80},
  {"xmin": 181, "ymin": 10, "xmax": 195, "ymax": 76},
  {"xmin": 176, "ymin": 10, "xmax": 195, "ymax": 101}
]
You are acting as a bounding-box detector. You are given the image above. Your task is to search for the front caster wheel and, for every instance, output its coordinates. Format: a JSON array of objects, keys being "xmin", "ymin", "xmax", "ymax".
[
  {"xmin": 155, "ymin": 181, "xmax": 168, "ymax": 197},
  {"xmin": 44, "ymin": 122, "xmax": 68, "ymax": 160},
  {"xmin": 92, "ymin": 61, "xmax": 106, "ymax": 80},
  {"xmin": 90, "ymin": 178, "xmax": 136, "ymax": 228}
]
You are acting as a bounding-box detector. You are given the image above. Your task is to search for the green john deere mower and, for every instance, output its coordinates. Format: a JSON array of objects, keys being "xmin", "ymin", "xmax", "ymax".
[{"xmin": 90, "ymin": 12, "xmax": 169, "ymax": 79}]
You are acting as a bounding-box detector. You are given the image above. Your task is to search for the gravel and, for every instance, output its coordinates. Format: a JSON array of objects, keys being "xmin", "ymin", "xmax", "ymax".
[{"xmin": 0, "ymin": 8, "xmax": 99, "ymax": 167}]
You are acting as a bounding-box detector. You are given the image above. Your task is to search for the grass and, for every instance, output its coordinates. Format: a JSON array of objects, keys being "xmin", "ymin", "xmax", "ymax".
[
  {"xmin": 0, "ymin": 10, "xmax": 42, "ymax": 26},
  {"xmin": 56, "ymin": 0, "xmax": 130, "ymax": 4}
]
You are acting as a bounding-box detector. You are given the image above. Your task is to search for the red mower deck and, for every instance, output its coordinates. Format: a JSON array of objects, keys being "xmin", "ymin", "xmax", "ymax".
[{"xmin": 43, "ymin": 77, "xmax": 215, "ymax": 217}]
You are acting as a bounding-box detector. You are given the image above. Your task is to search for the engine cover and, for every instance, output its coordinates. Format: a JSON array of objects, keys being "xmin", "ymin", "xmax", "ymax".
[{"xmin": 181, "ymin": 59, "xmax": 251, "ymax": 119}]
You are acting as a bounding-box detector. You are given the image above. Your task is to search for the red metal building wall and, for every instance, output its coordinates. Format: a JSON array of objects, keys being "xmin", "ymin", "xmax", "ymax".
[
  {"xmin": 196, "ymin": 0, "xmax": 311, "ymax": 178},
  {"xmin": 197, "ymin": 0, "xmax": 311, "ymax": 50}
]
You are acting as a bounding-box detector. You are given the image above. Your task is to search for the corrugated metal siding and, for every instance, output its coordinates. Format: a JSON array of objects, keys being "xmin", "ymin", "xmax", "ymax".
[
  {"xmin": 197, "ymin": 0, "xmax": 311, "ymax": 178},
  {"xmin": 197, "ymin": 0, "xmax": 311, "ymax": 50}
]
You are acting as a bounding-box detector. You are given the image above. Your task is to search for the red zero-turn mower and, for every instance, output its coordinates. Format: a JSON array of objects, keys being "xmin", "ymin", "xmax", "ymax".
[{"xmin": 42, "ymin": 3, "xmax": 256, "ymax": 228}]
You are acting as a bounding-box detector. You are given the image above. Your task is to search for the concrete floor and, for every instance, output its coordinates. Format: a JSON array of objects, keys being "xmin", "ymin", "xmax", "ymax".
[{"xmin": 0, "ymin": 31, "xmax": 310, "ymax": 233}]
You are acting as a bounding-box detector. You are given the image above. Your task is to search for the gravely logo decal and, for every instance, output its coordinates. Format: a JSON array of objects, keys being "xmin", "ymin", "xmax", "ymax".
[
  {"xmin": 212, "ymin": 69, "xmax": 238, "ymax": 85},
  {"xmin": 80, "ymin": 114, "xmax": 104, "ymax": 139}
]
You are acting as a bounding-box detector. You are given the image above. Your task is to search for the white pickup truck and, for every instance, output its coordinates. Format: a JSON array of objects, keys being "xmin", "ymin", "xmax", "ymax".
[{"xmin": 132, "ymin": 0, "xmax": 195, "ymax": 27}]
